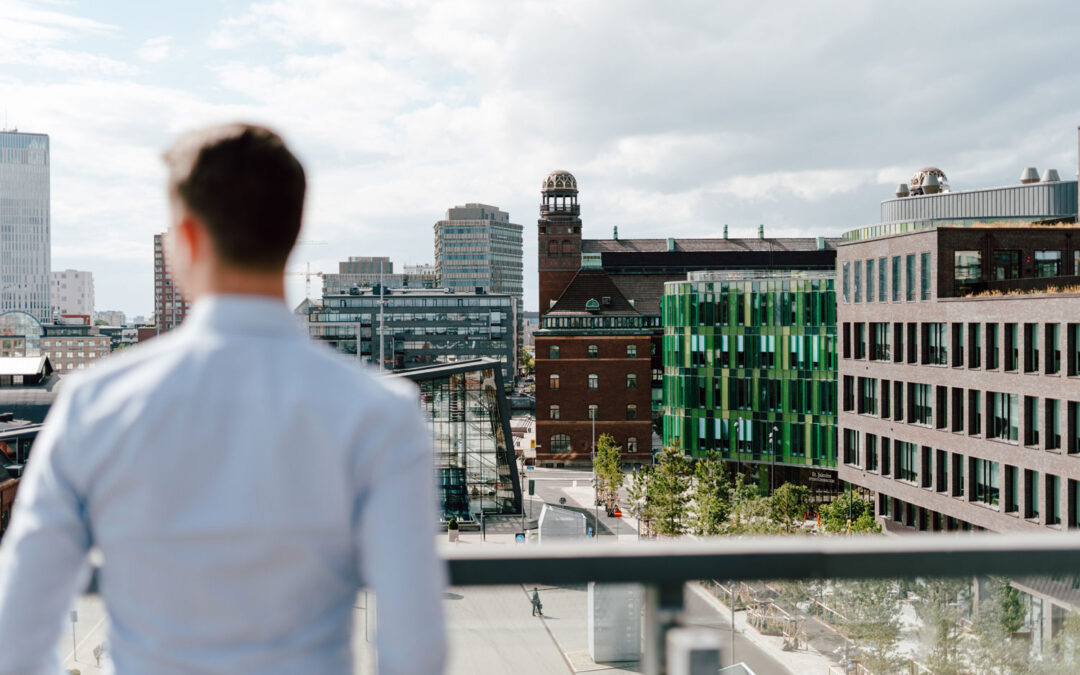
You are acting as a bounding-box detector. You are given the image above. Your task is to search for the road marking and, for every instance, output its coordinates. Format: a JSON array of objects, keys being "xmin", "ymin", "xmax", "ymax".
[{"xmin": 65, "ymin": 613, "xmax": 107, "ymax": 665}]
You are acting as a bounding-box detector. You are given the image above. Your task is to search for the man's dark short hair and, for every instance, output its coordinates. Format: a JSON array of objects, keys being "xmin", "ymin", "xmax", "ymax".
[{"xmin": 164, "ymin": 123, "xmax": 305, "ymax": 270}]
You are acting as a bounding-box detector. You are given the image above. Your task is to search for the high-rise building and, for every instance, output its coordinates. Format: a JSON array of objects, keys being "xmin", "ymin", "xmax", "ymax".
[
  {"xmin": 153, "ymin": 233, "xmax": 189, "ymax": 333},
  {"xmin": 837, "ymin": 163, "xmax": 1080, "ymax": 533},
  {"xmin": 662, "ymin": 270, "xmax": 839, "ymax": 499},
  {"xmin": 0, "ymin": 131, "xmax": 51, "ymax": 322},
  {"xmin": 50, "ymin": 269, "xmax": 94, "ymax": 317},
  {"xmin": 534, "ymin": 170, "xmax": 838, "ymax": 468},
  {"xmin": 435, "ymin": 203, "xmax": 524, "ymax": 358}
]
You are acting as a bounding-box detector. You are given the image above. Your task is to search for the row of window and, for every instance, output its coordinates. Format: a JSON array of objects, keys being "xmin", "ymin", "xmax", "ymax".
[
  {"xmin": 666, "ymin": 332, "xmax": 837, "ymax": 372},
  {"xmin": 548, "ymin": 434, "xmax": 639, "ymax": 454},
  {"xmin": 843, "ymin": 376, "xmax": 1080, "ymax": 451},
  {"xmin": 843, "ymin": 320, "xmax": 1080, "ymax": 376},
  {"xmin": 841, "ymin": 252, "xmax": 930, "ymax": 303},
  {"xmin": 548, "ymin": 373, "xmax": 640, "ymax": 390},
  {"xmin": 661, "ymin": 286, "xmax": 836, "ymax": 329},
  {"xmin": 548, "ymin": 404, "xmax": 638, "ymax": 420},
  {"xmin": 548, "ymin": 344, "xmax": 638, "ymax": 359},
  {"xmin": 847, "ymin": 429, "xmax": 1077, "ymax": 526}
]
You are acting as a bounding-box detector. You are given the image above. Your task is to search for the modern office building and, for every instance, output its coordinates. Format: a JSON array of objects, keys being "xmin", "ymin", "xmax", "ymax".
[
  {"xmin": 320, "ymin": 257, "xmax": 437, "ymax": 294},
  {"xmin": 662, "ymin": 270, "xmax": 839, "ymax": 497},
  {"xmin": 50, "ymin": 269, "xmax": 94, "ymax": 317},
  {"xmin": 306, "ymin": 287, "xmax": 516, "ymax": 387},
  {"xmin": 398, "ymin": 359, "xmax": 522, "ymax": 522},
  {"xmin": 153, "ymin": 233, "xmax": 189, "ymax": 332},
  {"xmin": 837, "ymin": 164, "xmax": 1080, "ymax": 533},
  {"xmin": 435, "ymin": 203, "xmax": 524, "ymax": 357},
  {"xmin": 534, "ymin": 169, "xmax": 839, "ymax": 467},
  {"xmin": 0, "ymin": 130, "xmax": 51, "ymax": 323}
]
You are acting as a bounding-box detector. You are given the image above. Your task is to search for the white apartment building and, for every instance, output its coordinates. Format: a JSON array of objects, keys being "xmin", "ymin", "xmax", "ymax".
[{"xmin": 50, "ymin": 269, "xmax": 95, "ymax": 317}]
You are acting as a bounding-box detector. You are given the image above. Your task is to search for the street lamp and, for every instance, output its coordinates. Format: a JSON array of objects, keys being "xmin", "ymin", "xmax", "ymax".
[
  {"xmin": 591, "ymin": 406, "xmax": 598, "ymax": 542},
  {"xmin": 768, "ymin": 425, "xmax": 779, "ymax": 494}
]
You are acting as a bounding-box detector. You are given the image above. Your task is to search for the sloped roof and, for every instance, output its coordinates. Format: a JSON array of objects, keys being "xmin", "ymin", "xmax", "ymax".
[
  {"xmin": 609, "ymin": 274, "xmax": 685, "ymax": 316},
  {"xmin": 582, "ymin": 237, "xmax": 839, "ymax": 254},
  {"xmin": 547, "ymin": 269, "xmax": 640, "ymax": 316},
  {"xmin": 0, "ymin": 356, "xmax": 49, "ymax": 376}
]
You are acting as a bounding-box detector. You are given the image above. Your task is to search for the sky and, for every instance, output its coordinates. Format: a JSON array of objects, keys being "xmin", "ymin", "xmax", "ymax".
[{"xmin": 3, "ymin": 0, "xmax": 1079, "ymax": 316}]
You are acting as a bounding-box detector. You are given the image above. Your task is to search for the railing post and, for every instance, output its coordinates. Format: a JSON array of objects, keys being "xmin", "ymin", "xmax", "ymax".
[{"xmin": 643, "ymin": 582, "xmax": 684, "ymax": 675}]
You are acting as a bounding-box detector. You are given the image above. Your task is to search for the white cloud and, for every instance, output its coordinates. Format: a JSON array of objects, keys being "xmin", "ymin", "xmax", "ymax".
[{"xmin": 135, "ymin": 36, "xmax": 173, "ymax": 63}]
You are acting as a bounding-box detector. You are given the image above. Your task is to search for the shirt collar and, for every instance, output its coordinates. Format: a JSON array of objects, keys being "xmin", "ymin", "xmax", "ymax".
[{"xmin": 181, "ymin": 294, "xmax": 304, "ymax": 337}]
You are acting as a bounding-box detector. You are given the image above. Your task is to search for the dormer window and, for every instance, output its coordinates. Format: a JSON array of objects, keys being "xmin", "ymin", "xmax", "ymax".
[{"xmin": 585, "ymin": 298, "xmax": 600, "ymax": 311}]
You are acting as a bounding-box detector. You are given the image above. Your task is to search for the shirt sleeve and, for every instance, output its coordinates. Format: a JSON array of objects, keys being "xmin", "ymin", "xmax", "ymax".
[
  {"xmin": 0, "ymin": 388, "xmax": 93, "ymax": 675},
  {"xmin": 355, "ymin": 393, "xmax": 447, "ymax": 675}
]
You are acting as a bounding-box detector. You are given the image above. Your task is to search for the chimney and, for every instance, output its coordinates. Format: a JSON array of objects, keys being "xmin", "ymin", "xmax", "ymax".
[
  {"xmin": 667, "ymin": 237, "xmax": 676, "ymax": 252},
  {"xmin": 1020, "ymin": 167, "xmax": 1040, "ymax": 184},
  {"xmin": 758, "ymin": 224, "xmax": 764, "ymax": 239},
  {"xmin": 613, "ymin": 226, "xmax": 619, "ymax": 240},
  {"xmin": 816, "ymin": 236, "xmax": 826, "ymax": 251},
  {"xmin": 723, "ymin": 224, "xmax": 728, "ymax": 239}
]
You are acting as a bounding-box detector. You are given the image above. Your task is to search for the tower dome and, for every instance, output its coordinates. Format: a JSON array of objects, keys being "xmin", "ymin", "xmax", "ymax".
[
  {"xmin": 542, "ymin": 170, "xmax": 578, "ymax": 192},
  {"xmin": 908, "ymin": 167, "xmax": 949, "ymax": 195}
]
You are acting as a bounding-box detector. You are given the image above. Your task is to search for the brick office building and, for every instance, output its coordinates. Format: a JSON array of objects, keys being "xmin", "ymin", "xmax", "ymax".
[
  {"xmin": 534, "ymin": 170, "xmax": 838, "ymax": 466},
  {"xmin": 837, "ymin": 164, "xmax": 1080, "ymax": 533},
  {"xmin": 153, "ymin": 233, "xmax": 190, "ymax": 333}
]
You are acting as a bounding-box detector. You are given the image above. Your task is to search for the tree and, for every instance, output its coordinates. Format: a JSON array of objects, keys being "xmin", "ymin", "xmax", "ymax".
[
  {"xmin": 768, "ymin": 482, "xmax": 809, "ymax": 530},
  {"xmin": 649, "ymin": 446, "xmax": 691, "ymax": 536},
  {"xmin": 626, "ymin": 466, "xmax": 652, "ymax": 537},
  {"xmin": 831, "ymin": 579, "xmax": 903, "ymax": 673},
  {"xmin": 911, "ymin": 577, "xmax": 970, "ymax": 675},
  {"xmin": 592, "ymin": 433, "xmax": 623, "ymax": 512},
  {"xmin": 725, "ymin": 474, "xmax": 783, "ymax": 534},
  {"xmin": 820, "ymin": 492, "xmax": 881, "ymax": 534},
  {"xmin": 519, "ymin": 348, "xmax": 535, "ymax": 375},
  {"xmin": 970, "ymin": 577, "xmax": 1031, "ymax": 674},
  {"xmin": 689, "ymin": 450, "xmax": 731, "ymax": 536}
]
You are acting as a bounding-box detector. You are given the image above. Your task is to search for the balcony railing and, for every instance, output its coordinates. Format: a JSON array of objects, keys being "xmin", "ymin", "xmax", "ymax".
[
  {"xmin": 73, "ymin": 533, "xmax": 1080, "ymax": 675},
  {"xmin": 539, "ymin": 204, "xmax": 580, "ymax": 216}
]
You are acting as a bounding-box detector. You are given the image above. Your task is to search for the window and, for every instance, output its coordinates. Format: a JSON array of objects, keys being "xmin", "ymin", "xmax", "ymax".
[
  {"xmin": 968, "ymin": 390, "xmax": 982, "ymax": 436},
  {"xmin": 626, "ymin": 373, "xmax": 638, "ymax": 389},
  {"xmin": 897, "ymin": 441, "xmax": 917, "ymax": 483},
  {"xmin": 561, "ymin": 240, "xmax": 573, "ymax": 255},
  {"xmin": 906, "ymin": 323, "xmax": 918, "ymax": 364},
  {"xmin": 549, "ymin": 345, "xmax": 560, "ymax": 359},
  {"xmin": 935, "ymin": 385, "xmax": 948, "ymax": 429},
  {"xmin": 1005, "ymin": 323, "xmax": 1019, "ymax": 371},
  {"xmin": 1047, "ymin": 475, "xmax": 1061, "ymax": 525},
  {"xmin": 1046, "ymin": 324, "xmax": 1061, "ymax": 374},
  {"xmin": 920, "ymin": 252, "xmax": 931, "ymax": 300},
  {"xmin": 1046, "ymin": 399, "xmax": 1061, "ymax": 450},
  {"xmin": 626, "ymin": 344, "xmax": 637, "ymax": 358},
  {"xmin": 549, "ymin": 405, "xmax": 560, "ymax": 420},
  {"xmin": 951, "ymin": 388, "xmax": 964, "ymax": 432},
  {"xmin": 854, "ymin": 260, "xmax": 862, "ymax": 303},
  {"xmin": 968, "ymin": 323, "xmax": 982, "ymax": 369},
  {"xmin": 549, "ymin": 374, "xmax": 560, "ymax": 389},
  {"xmin": 989, "ymin": 391, "xmax": 1018, "ymax": 442},
  {"xmin": 866, "ymin": 433, "xmax": 878, "ymax": 472},
  {"xmin": 1025, "ymin": 470, "xmax": 1040, "ymax": 519},
  {"xmin": 858, "ymin": 377, "xmax": 878, "ymax": 415},
  {"xmin": 627, "ymin": 437, "xmax": 638, "ymax": 453},
  {"xmin": 854, "ymin": 323, "xmax": 866, "ymax": 359},
  {"xmin": 587, "ymin": 373, "xmax": 598, "ymax": 389},
  {"xmin": 866, "ymin": 259, "xmax": 874, "ymax": 303},
  {"xmin": 987, "ymin": 323, "xmax": 1000, "ymax": 369},
  {"xmin": 954, "ymin": 250, "xmax": 981, "ymax": 286},
  {"xmin": 910, "ymin": 383, "xmax": 932, "ymax": 426},
  {"xmin": 550, "ymin": 434, "xmax": 571, "ymax": 454},
  {"xmin": 973, "ymin": 459, "xmax": 1000, "ymax": 506},
  {"xmin": 1024, "ymin": 323, "xmax": 1039, "ymax": 373},
  {"xmin": 879, "ymin": 256, "xmax": 887, "ymax": 302},
  {"xmin": 1025, "ymin": 396, "xmax": 1040, "ymax": 446},
  {"xmin": 587, "ymin": 344, "xmax": 599, "ymax": 358},
  {"xmin": 547, "ymin": 240, "xmax": 558, "ymax": 255},
  {"xmin": 893, "ymin": 322, "xmax": 904, "ymax": 363},
  {"xmin": 842, "ymin": 262, "xmax": 850, "ymax": 303},
  {"xmin": 871, "ymin": 322, "xmax": 890, "ymax": 361},
  {"xmin": 992, "ymin": 250, "xmax": 1020, "ymax": 280},
  {"xmin": 952, "ymin": 453, "xmax": 965, "ymax": 498},
  {"xmin": 626, "ymin": 404, "xmax": 638, "ymax": 420},
  {"xmin": 842, "ymin": 375, "xmax": 855, "ymax": 412},
  {"xmin": 924, "ymin": 323, "xmax": 946, "ymax": 365},
  {"xmin": 1005, "ymin": 466, "xmax": 1019, "ymax": 513},
  {"xmin": 1035, "ymin": 250, "xmax": 1062, "ymax": 278},
  {"xmin": 588, "ymin": 404, "xmax": 598, "ymax": 420},
  {"xmin": 891, "ymin": 256, "xmax": 901, "ymax": 302},
  {"xmin": 905, "ymin": 254, "xmax": 915, "ymax": 301}
]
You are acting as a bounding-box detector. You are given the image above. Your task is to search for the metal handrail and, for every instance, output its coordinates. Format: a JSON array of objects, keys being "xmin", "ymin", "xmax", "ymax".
[{"xmin": 442, "ymin": 532, "xmax": 1080, "ymax": 586}]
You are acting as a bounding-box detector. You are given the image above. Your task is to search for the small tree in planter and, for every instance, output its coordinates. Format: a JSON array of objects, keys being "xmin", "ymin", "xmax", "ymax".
[{"xmin": 447, "ymin": 517, "xmax": 460, "ymax": 542}]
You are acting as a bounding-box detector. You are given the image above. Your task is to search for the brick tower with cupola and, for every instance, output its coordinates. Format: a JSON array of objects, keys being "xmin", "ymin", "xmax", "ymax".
[{"xmin": 537, "ymin": 170, "xmax": 582, "ymax": 315}]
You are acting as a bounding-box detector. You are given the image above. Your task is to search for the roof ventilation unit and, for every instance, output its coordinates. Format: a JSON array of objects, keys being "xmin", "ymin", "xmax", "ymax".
[
  {"xmin": 921, "ymin": 173, "xmax": 941, "ymax": 194},
  {"xmin": 1042, "ymin": 168, "xmax": 1060, "ymax": 182},
  {"xmin": 1020, "ymin": 167, "xmax": 1040, "ymax": 184},
  {"xmin": 895, "ymin": 183, "xmax": 909, "ymax": 198}
]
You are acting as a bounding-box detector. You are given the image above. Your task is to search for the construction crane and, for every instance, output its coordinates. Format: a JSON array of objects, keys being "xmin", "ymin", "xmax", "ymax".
[{"xmin": 286, "ymin": 261, "xmax": 325, "ymax": 300}]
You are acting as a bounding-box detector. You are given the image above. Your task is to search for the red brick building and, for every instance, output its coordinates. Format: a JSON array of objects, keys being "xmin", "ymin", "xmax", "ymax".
[
  {"xmin": 533, "ymin": 171, "xmax": 837, "ymax": 466},
  {"xmin": 154, "ymin": 233, "xmax": 190, "ymax": 332}
]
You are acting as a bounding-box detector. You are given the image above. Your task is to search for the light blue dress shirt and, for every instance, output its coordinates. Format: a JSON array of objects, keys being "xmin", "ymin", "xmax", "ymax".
[{"xmin": 0, "ymin": 295, "xmax": 447, "ymax": 674}]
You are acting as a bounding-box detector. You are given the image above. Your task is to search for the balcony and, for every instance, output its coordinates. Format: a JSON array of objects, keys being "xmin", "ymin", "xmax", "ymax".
[
  {"xmin": 540, "ymin": 204, "xmax": 580, "ymax": 216},
  {"xmin": 70, "ymin": 533, "xmax": 1080, "ymax": 674}
]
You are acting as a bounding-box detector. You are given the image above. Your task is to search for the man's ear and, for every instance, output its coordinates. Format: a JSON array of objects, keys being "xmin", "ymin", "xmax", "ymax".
[{"xmin": 176, "ymin": 212, "xmax": 203, "ymax": 265}]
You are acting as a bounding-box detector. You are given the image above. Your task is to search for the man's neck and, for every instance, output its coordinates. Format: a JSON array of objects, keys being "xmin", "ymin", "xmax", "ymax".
[{"xmin": 186, "ymin": 267, "xmax": 287, "ymax": 302}]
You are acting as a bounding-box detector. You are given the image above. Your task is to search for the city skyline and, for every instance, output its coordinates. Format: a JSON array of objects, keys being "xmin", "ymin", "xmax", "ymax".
[{"xmin": 4, "ymin": 1, "xmax": 1080, "ymax": 317}]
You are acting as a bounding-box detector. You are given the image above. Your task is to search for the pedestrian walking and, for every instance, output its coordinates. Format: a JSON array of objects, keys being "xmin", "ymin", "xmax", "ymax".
[{"xmin": 531, "ymin": 587, "xmax": 544, "ymax": 617}]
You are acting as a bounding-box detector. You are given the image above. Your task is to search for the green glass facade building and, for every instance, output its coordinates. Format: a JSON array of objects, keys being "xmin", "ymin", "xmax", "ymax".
[{"xmin": 661, "ymin": 271, "xmax": 839, "ymax": 494}]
